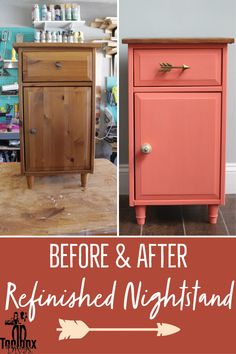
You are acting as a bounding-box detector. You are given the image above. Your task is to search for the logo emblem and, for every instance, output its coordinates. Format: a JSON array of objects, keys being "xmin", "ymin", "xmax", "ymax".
[{"xmin": 0, "ymin": 312, "xmax": 37, "ymax": 353}]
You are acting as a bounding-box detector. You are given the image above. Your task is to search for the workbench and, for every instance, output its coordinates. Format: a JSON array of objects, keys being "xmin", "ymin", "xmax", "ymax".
[{"xmin": 0, "ymin": 159, "xmax": 116, "ymax": 235}]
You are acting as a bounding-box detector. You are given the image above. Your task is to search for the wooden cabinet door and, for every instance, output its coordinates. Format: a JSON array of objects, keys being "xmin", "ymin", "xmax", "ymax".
[
  {"xmin": 24, "ymin": 87, "xmax": 92, "ymax": 172},
  {"xmin": 135, "ymin": 92, "xmax": 221, "ymax": 202}
]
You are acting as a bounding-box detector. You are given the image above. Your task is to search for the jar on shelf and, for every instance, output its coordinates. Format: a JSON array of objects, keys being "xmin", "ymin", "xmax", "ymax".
[{"xmin": 65, "ymin": 4, "xmax": 72, "ymax": 20}]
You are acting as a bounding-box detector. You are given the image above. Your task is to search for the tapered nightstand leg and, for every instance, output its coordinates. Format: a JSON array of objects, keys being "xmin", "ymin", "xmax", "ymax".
[
  {"xmin": 208, "ymin": 205, "xmax": 219, "ymax": 224},
  {"xmin": 26, "ymin": 176, "xmax": 34, "ymax": 189},
  {"xmin": 135, "ymin": 206, "xmax": 146, "ymax": 225},
  {"xmin": 81, "ymin": 173, "xmax": 88, "ymax": 188}
]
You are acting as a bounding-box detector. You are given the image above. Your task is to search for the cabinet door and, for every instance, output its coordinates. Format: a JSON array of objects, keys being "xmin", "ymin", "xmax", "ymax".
[
  {"xmin": 135, "ymin": 92, "xmax": 221, "ymax": 201},
  {"xmin": 24, "ymin": 87, "xmax": 92, "ymax": 172}
]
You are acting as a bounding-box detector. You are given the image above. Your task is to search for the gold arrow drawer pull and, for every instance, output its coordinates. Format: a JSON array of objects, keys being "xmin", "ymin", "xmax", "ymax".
[{"xmin": 159, "ymin": 62, "xmax": 190, "ymax": 72}]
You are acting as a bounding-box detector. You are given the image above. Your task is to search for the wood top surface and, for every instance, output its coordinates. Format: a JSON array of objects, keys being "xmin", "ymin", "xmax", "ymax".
[
  {"xmin": 14, "ymin": 42, "xmax": 102, "ymax": 50},
  {"xmin": 122, "ymin": 38, "xmax": 235, "ymax": 44}
]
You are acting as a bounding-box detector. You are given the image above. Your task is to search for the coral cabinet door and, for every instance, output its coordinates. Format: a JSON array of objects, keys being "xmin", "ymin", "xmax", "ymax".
[
  {"xmin": 24, "ymin": 87, "xmax": 92, "ymax": 172},
  {"xmin": 135, "ymin": 92, "xmax": 221, "ymax": 202}
]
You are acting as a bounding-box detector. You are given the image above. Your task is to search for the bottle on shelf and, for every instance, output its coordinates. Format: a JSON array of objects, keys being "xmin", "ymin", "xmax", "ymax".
[
  {"xmin": 55, "ymin": 5, "xmax": 61, "ymax": 21},
  {"xmin": 50, "ymin": 4, "xmax": 55, "ymax": 21},
  {"xmin": 61, "ymin": 4, "xmax": 66, "ymax": 20},
  {"xmin": 46, "ymin": 6, "xmax": 52, "ymax": 21},
  {"xmin": 6, "ymin": 114, "xmax": 12, "ymax": 125},
  {"xmin": 52, "ymin": 31, "xmax": 57, "ymax": 43},
  {"xmin": 40, "ymin": 30, "xmax": 46, "ymax": 43},
  {"xmin": 57, "ymin": 31, "xmax": 62, "ymax": 43},
  {"xmin": 11, "ymin": 48, "xmax": 17, "ymax": 62},
  {"xmin": 41, "ymin": 4, "xmax": 47, "ymax": 21},
  {"xmin": 32, "ymin": 4, "xmax": 40, "ymax": 21},
  {"xmin": 68, "ymin": 30, "xmax": 74, "ymax": 43},
  {"xmin": 78, "ymin": 31, "xmax": 84, "ymax": 42},
  {"xmin": 46, "ymin": 31, "xmax": 52, "ymax": 43},
  {"xmin": 62, "ymin": 31, "xmax": 68, "ymax": 43},
  {"xmin": 74, "ymin": 31, "xmax": 78, "ymax": 43},
  {"xmin": 72, "ymin": 4, "xmax": 79, "ymax": 20},
  {"xmin": 34, "ymin": 30, "xmax": 40, "ymax": 42},
  {"xmin": 14, "ymin": 104, "xmax": 19, "ymax": 120}
]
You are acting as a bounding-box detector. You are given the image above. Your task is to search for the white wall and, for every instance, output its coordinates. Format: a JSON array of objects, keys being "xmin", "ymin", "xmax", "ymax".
[{"xmin": 119, "ymin": 0, "xmax": 236, "ymax": 165}]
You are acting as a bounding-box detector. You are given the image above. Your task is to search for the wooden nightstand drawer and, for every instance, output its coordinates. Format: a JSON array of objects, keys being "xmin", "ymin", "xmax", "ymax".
[
  {"xmin": 23, "ymin": 50, "xmax": 93, "ymax": 82},
  {"xmin": 134, "ymin": 48, "xmax": 222, "ymax": 86}
]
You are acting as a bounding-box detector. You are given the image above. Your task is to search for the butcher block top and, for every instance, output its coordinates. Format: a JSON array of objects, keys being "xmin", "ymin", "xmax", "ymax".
[
  {"xmin": 14, "ymin": 42, "xmax": 102, "ymax": 50},
  {"xmin": 122, "ymin": 38, "xmax": 234, "ymax": 44}
]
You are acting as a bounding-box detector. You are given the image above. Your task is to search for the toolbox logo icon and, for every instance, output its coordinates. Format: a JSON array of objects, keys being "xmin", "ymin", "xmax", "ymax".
[{"xmin": 0, "ymin": 311, "xmax": 37, "ymax": 353}]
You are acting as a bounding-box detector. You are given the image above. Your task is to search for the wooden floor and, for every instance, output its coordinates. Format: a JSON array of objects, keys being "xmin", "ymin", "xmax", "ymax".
[
  {"xmin": 119, "ymin": 195, "xmax": 236, "ymax": 236},
  {"xmin": 0, "ymin": 159, "xmax": 117, "ymax": 235}
]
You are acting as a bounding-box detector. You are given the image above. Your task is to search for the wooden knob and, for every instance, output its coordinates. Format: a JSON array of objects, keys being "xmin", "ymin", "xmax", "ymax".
[{"xmin": 29, "ymin": 128, "xmax": 37, "ymax": 134}]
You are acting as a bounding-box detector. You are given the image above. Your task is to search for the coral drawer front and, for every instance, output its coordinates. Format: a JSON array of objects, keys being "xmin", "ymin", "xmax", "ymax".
[
  {"xmin": 135, "ymin": 92, "xmax": 221, "ymax": 200},
  {"xmin": 134, "ymin": 48, "xmax": 222, "ymax": 86}
]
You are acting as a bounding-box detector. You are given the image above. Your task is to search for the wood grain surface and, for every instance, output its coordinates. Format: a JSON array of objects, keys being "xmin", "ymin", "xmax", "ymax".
[
  {"xmin": 122, "ymin": 38, "xmax": 234, "ymax": 44},
  {"xmin": 16, "ymin": 44, "xmax": 98, "ymax": 184},
  {"xmin": 23, "ymin": 50, "xmax": 93, "ymax": 82},
  {"xmin": 24, "ymin": 86, "xmax": 92, "ymax": 173},
  {"xmin": 0, "ymin": 160, "xmax": 117, "ymax": 235},
  {"xmin": 14, "ymin": 42, "xmax": 102, "ymax": 49}
]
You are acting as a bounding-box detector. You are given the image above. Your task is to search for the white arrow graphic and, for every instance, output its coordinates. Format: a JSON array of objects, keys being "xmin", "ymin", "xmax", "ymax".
[{"xmin": 57, "ymin": 319, "xmax": 180, "ymax": 340}]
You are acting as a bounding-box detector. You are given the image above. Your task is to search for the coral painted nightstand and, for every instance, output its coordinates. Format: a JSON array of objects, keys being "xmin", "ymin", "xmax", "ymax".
[{"xmin": 122, "ymin": 38, "xmax": 234, "ymax": 225}]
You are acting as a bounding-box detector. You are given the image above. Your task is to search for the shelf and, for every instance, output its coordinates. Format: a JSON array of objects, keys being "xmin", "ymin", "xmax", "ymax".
[
  {"xmin": 3, "ymin": 60, "xmax": 18, "ymax": 69},
  {"xmin": 0, "ymin": 146, "xmax": 20, "ymax": 151},
  {"xmin": 0, "ymin": 132, "xmax": 20, "ymax": 140},
  {"xmin": 33, "ymin": 20, "xmax": 86, "ymax": 31}
]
